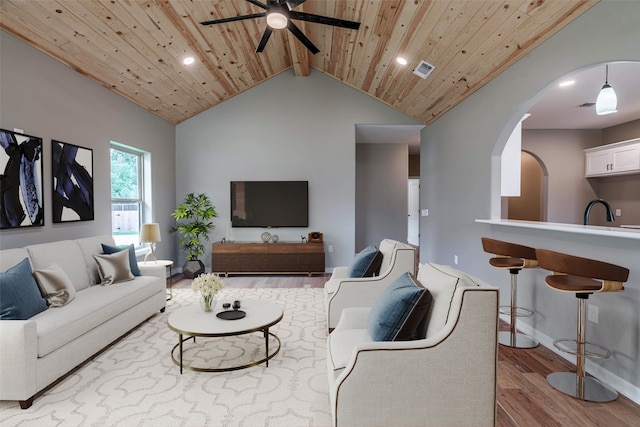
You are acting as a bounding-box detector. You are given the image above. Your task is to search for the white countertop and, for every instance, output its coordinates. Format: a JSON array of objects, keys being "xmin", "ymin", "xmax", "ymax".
[{"xmin": 476, "ymin": 219, "xmax": 640, "ymax": 240}]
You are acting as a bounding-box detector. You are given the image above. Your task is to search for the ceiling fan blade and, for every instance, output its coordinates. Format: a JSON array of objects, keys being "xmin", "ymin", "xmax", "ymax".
[
  {"xmin": 286, "ymin": 0, "xmax": 307, "ymax": 8},
  {"xmin": 245, "ymin": 0, "xmax": 268, "ymax": 9},
  {"xmin": 286, "ymin": 21, "xmax": 319, "ymax": 54},
  {"xmin": 200, "ymin": 13, "xmax": 265, "ymax": 26},
  {"xmin": 289, "ymin": 11, "xmax": 360, "ymax": 30},
  {"xmin": 256, "ymin": 27, "xmax": 274, "ymax": 52}
]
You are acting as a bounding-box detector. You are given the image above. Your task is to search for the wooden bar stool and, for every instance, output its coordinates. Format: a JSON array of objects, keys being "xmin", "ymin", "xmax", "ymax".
[
  {"xmin": 481, "ymin": 237, "xmax": 539, "ymax": 348},
  {"xmin": 536, "ymin": 249, "xmax": 629, "ymax": 402}
]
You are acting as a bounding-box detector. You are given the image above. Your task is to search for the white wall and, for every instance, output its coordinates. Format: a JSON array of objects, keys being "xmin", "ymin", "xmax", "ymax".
[
  {"xmin": 0, "ymin": 31, "xmax": 177, "ymax": 261},
  {"xmin": 175, "ymin": 70, "xmax": 420, "ymax": 270},
  {"xmin": 421, "ymin": 1, "xmax": 640, "ymax": 400}
]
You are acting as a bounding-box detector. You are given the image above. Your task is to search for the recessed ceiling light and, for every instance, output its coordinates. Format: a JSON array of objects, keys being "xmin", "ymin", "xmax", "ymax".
[
  {"xmin": 183, "ymin": 57, "xmax": 195, "ymax": 65},
  {"xmin": 396, "ymin": 57, "xmax": 408, "ymax": 65},
  {"xmin": 559, "ymin": 80, "xmax": 575, "ymax": 87}
]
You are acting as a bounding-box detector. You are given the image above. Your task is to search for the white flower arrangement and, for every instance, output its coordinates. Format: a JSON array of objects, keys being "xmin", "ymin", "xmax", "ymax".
[{"xmin": 191, "ymin": 272, "xmax": 225, "ymax": 297}]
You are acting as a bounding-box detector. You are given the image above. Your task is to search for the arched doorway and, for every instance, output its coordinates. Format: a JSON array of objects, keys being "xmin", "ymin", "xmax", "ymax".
[{"xmin": 505, "ymin": 151, "xmax": 548, "ymax": 221}]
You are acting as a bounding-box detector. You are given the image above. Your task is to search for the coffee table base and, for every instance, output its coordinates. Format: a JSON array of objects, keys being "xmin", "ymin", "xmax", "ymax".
[{"xmin": 171, "ymin": 329, "xmax": 281, "ymax": 373}]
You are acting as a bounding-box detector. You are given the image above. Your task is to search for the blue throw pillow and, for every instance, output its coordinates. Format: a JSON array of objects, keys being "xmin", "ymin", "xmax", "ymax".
[
  {"xmin": 0, "ymin": 258, "xmax": 49, "ymax": 320},
  {"xmin": 347, "ymin": 245, "xmax": 383, "ymax": 278},
  {"xmin": 101, "ymin": 243, "xmax": 141, "ymax": 276},
  {"xmin": 367, "ymin": 272, "xmax": 433, "ymax": 341}
]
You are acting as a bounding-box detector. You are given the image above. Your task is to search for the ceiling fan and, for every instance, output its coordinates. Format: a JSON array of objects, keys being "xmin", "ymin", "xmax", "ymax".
[{"xmin": 200, "ymin": 0, "xmax": 361, "ymax": 54}]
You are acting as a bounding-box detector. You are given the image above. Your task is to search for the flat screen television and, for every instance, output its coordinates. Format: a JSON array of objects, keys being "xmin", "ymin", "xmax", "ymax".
[{"xmin": 231, "ymin": 181, "xmax": 308, "ymax": 228}]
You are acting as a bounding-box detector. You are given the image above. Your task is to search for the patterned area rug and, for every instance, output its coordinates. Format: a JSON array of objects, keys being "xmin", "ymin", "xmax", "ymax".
[{"xmin": 0, "ymin": 288, "xmax": 332, "ymax": 427}]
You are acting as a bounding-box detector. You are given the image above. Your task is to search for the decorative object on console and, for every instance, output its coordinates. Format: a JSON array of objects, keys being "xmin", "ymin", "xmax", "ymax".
[
  {"xmin": 261, "ymin": 231, "xmax": 272, "ymax": 243},
  {"xmin": 140, "ymin": 223, "xmax": 161, "ymax": 262},
  {"xmin": 51, "ymin": 140, "xmax": 94, "ymax": 223},
  {"xmin": 192, "ymin": 272, "xmax": 224, "ymax": 312},
  {"xmin": 170, "ymin": 192, "xmax": 217, "ymax": 279},
  {"xmin": 308, "ymin": 231, "xmax": 323, "ymax": 243},
  {"xmin": 0, "ymin": 129, "xmax": 44, "ymax": 229},
  {"xmin": 271, "ymin": 234, "xmax": 279, "ymax": 243}
]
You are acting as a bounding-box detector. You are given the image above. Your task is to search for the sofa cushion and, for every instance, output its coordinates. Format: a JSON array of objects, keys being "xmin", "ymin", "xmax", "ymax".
[
  {"xmin": 418, "ymin": 262, "xmax": 474, "ymax": 338},
  {"xmin": 26, "ymin": 240, "xmax": 91, "ymax": 291},
  {"xmin": 101, "ymin": 243, "xmax": 141, "ymax": 276},
  {"xmin": 93, "ymin": 249, "xmax": 135, "ymax": 285},
  {"xmin": 33, "ymin": 263, "xmax": 76, "ymax": 307},
  {"xmin": 367, "ymin": 272, "xmax": 432, "ymax": 341},
  {"xmin": 34, "ymin": 276, "xmax": 159, "ymax": 357},
  {"xmin": 347, "ymin": 245, "xmax": 383, "ymax": 278},
  {"xmin": 76, "ymin": 235, "xmax": 116, "ymax": 285},
  {"xmin": 0, "ymin": 258, "xmax": 48, "ymax": 320}
]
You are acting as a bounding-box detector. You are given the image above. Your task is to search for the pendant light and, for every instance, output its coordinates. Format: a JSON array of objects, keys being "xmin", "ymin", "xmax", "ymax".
[{"xmin": 595, "ymin": 64, "xmax": 617, "ymax": 115}]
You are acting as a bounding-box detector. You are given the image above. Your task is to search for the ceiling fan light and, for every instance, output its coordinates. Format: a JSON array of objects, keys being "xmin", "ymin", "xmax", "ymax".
[
  {"xmin": 267, "ymin": 12, "xmax": 287, "ymax": 29},
  {"xmin": 596, "ymin": 83, "xmax": 617, "ymax": 115}
]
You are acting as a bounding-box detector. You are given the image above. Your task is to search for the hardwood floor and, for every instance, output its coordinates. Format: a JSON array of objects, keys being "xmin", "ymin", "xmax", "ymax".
[{"xmin": 170, "ymin": 273, "xmax": 640, "ymax": 426}]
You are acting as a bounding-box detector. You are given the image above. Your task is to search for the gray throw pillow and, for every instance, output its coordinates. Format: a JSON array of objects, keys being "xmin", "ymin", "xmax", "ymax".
[
  {"xmin": 33, "ymin": 263, "xmax": 76, "ymax": 307},
  {"xmin": 93, "ymin": 249, "xmax": 134, "ymax": 285}
]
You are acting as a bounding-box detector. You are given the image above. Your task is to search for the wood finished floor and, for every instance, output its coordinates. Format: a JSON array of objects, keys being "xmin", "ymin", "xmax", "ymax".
[{"xmin": 170, "ymin": 274, "xmax": 640, "ymax": 426}]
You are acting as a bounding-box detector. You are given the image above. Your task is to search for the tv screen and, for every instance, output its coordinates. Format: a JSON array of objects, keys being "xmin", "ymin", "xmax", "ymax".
[{"xmin": 231, "ymin": 181, "xmax": 308, "ymax": 228}]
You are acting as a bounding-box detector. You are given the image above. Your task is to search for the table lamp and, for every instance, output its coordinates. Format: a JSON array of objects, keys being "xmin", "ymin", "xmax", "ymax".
[{"xmin": 140, "ymin": 223, "xmax": 161, "ymax": 262}]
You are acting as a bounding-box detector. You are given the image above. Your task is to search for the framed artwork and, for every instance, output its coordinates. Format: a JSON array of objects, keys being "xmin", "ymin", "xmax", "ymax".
[
  {"xmin": 52, "ymin": 140, "xmax": 94, "ymax": 223},
  {"xmin": 0, "ymin": 129, "xmax": 44, "ymax": 229}
]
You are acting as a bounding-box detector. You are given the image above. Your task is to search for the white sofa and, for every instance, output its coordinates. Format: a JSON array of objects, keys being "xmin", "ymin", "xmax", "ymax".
[
  {"xmin": 324, "ymin": 239, "xmax": 416, "ymax": 329},
  {"xmin": 0, "ymin": 235, "xmax": 166, "ymax": 409},
  {"xmin": 326, "ymin": 262, "xmax": 499, "ymax": 427}
]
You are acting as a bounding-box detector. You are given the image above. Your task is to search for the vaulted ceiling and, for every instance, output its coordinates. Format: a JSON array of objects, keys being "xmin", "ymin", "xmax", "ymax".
[{"xmin": 0, "ymin": 0, "xmax": 598, "ymax": 125}]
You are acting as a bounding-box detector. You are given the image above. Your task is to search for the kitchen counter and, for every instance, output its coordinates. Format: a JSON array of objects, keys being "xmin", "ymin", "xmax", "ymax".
[{"xmin": 476, "ymin": 219, "xmax": 640, "ymax": 240}]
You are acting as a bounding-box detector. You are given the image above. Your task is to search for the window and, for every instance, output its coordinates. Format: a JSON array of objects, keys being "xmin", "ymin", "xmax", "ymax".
[{"xmin": 110, "ymin": 144, "xmax": 145, "ymax": 247}]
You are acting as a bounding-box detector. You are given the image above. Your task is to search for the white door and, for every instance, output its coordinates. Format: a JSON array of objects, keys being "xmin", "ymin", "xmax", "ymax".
[{"xmin": 408, "ymin": 179, "xmax": 420, "ymax": 246}]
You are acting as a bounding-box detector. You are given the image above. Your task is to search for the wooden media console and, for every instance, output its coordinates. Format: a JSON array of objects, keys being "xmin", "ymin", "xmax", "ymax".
[{"xmin": 211, "ymin": 242, "xmax": 325, "ymax": 276}]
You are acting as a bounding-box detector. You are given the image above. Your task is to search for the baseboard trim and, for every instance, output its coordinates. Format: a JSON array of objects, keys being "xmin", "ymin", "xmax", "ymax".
[{"xmin": 499, "ymin": 313, "xmax": 640, "ymax": 405}]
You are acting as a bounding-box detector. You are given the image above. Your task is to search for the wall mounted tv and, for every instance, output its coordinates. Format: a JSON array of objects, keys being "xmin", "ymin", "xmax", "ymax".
[{"xmin": 231, "ymin": 181, "xmax": 309, "ymax": 228}]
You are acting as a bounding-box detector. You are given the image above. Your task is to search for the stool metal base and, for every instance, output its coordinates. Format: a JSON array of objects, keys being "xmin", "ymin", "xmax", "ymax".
[
  {"xmin": 498, "ymin": 330, "xmax": 538, "ymax": 348},
  {"xmin": 547, "ymin": 372, "xmax": 618, "ymax": 402}
]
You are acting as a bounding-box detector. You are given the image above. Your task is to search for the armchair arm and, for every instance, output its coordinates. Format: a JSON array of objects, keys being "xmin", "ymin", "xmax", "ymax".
[
  {"xmin": 331, "ymin": 288, "xmax": 498, "ymax": 427},
  {"xmin": 0, "ymin": 320, "xmax": 38, "ymax": 401}
]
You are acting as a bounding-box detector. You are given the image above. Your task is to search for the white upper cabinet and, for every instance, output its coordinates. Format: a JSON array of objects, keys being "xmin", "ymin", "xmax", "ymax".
[{"xmin": 585, "ymin": 138, "xmax": 640, "ymax": 177}]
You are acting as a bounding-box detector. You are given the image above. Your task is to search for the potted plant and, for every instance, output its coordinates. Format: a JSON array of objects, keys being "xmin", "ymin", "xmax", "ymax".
[{"xmin": 170, "ymin": 192, "xmax": 217, "ymax": 279}]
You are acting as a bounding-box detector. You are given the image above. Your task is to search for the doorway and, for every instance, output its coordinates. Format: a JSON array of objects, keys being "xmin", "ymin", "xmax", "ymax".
[
  {"xmin": 408, "ymin": 178, "xmax": 420, "ymax": 245},
  {"xmin": 506, "ymin": 151, "xmax": 548, "ymax": 221}
]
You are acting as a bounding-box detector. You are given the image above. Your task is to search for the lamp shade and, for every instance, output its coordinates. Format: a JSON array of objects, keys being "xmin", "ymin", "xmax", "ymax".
[
  {"xmin": 596, "ymin": 83, "xmax": 617, "ymax": 115},
  {"xmin": 140, "ymin": 223, "xmax": 161, "ymax": 243}
]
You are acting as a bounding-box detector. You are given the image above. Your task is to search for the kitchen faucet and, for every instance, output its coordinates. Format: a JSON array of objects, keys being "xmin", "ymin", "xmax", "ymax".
[{"xmin": 584, "ymin": 199, "xmax": 615, "ymax": 225}]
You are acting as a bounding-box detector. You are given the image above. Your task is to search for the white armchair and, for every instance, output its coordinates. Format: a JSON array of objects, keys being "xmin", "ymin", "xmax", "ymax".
[
  {"xmin": 326, "ymin": 263, "xmax": 499, "ymax": 427},
  {"xmin": 324, "ymin": 239, "xmax": 416, "ymax": 329}
]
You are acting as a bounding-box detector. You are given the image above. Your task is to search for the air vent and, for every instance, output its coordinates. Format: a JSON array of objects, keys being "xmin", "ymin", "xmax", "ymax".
[
  {"xmin": 579, "ymin": 102, "xmax": 596, "ymax": 108},
  {"xmin": 413, "ymin": 60, "xmax": 435, "ymax": 79}
]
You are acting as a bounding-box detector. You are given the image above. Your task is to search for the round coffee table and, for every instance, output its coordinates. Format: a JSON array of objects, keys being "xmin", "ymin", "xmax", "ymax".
[{"xmin": 167, "ymin": 298, "xmax": 283, "ymax": 373}]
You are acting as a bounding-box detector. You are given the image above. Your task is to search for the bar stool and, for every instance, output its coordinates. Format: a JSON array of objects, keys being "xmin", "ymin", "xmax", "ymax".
[
  {"xmin": 481, "ymin": 237, "xmax": 538, "ymax": 348},
  {"xmin": 536, "ymin": 249, "xmax": 629, "ymax": 402}
]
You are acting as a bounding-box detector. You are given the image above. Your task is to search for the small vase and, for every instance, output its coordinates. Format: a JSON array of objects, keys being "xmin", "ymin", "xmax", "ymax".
[{"xmin": 200, "ymin": 294, "xmax": 217, "ymax": 312}]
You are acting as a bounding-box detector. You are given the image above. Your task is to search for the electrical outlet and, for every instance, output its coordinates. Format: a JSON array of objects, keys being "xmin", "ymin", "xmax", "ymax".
[
  {"xmin": 616, "ymin": 208, "xmax": 622, "ymax": 216},
  {"xmin": 328, "ymin": 244, "xmax": 334, "ymax": 253},
  {"xmin": 588, "ymin": 304, "xmax": 599, "ymax": 324},
  {"xmin": 454, "ymin": 255, "xmax": 459, "ymax": 265},
  {"xmin": 421, "ymin": 209, "xmax": 429, "ymax": 216}
]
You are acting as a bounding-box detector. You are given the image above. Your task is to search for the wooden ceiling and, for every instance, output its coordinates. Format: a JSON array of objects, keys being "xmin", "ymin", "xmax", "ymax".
[{"xmin": 0, "ymin": 0, "xmax": 598, "ymax": 125}]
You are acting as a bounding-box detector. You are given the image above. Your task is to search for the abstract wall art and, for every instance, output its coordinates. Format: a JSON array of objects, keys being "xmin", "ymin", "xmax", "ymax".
[
  {"xmin": 52, "ymin": 140, "xmax": 94, "ymax": 223},
  {"xmin": 0, "ymin": 129, "xmax": 44, "ymax": 229}
]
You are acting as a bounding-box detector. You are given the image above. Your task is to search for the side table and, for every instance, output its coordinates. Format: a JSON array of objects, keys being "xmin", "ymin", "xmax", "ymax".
[{"xmin": 138, "ymin": 260, "xmax": 174, "ymax": 301}]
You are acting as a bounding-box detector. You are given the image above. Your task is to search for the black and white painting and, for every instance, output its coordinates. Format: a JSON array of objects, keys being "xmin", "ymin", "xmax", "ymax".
[
  {"xmin": 0, "ymin": 129, "xmax": 44, "ymax": 229},
  {"xmin": 52, "ymin": 140, "xmax": 94, "ymax": 223}
]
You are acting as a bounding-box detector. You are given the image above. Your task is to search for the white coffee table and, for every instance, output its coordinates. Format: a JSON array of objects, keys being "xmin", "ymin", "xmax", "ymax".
[{"xmin": 167, "ymin": 298, "xmax": 283, "ymax": 373}]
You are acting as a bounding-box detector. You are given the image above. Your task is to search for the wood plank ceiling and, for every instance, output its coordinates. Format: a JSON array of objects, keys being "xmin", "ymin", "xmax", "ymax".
[{"xmin": 0, "ymin": 0, "xmax": 598, "ymax": 125}]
